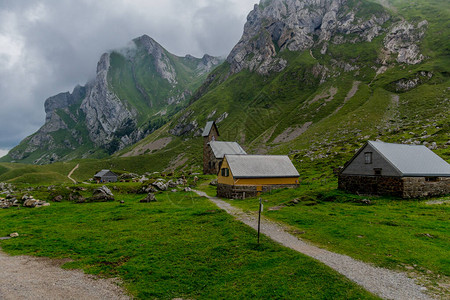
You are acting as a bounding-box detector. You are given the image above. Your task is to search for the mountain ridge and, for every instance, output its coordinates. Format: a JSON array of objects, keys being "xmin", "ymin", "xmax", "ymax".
[{"xmin": 3, "ymin": 0, "xmax": 449, "ymax": 174}]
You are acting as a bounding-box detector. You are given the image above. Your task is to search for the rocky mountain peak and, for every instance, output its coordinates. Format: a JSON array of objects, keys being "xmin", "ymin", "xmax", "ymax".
[
  {"xmin": 134, "ymin": 34, "xmax": 177, "ymax": 84},
  {"xmin": 227, "ymin": 0, "xmax": 393, "ymax": 75}
]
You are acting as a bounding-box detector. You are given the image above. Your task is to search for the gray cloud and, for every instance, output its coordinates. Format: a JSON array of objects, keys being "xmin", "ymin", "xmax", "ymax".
[{"xmin": 0, "ymin": 0, "xmax": 257, "ymax": 150}]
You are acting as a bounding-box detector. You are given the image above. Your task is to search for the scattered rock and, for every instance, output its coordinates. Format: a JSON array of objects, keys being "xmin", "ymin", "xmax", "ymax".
[
  {"xmin": 360, "ymin": 199, "xmax": 372, "ymax": 205},
  {"xmin": 184, "ymin": 187, "xmax": 192, "ymax": 192},
  {"xmin": 140, "ymin": 193, "xmax": 157, "ymax": 203},
  {"xmin": 22, "ymin": 195, "xmax": 50, "ymax": 208},
  {"xmin": 428, "ymin": 142, "xmax": 437, "ymax": 150},
  {"xmin": 268, "ymin": 204, "xmax": 286, "ymax": 211},
  {"xmin": 52, "ymin": 195, "xmax": 63, "ymax": 202}
]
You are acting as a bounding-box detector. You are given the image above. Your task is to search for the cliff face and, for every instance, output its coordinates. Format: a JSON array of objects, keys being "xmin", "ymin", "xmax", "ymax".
[
  {"xmin": 8, "ymin": 35, "xmax": 221, "ymax": 164},
  {"xmin": 80, "ymin": 53, "xmax": 137, "ymax": 147}
]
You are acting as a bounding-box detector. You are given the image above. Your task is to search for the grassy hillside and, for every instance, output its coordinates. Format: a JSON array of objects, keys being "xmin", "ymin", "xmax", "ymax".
[{"xmin": 122, "ymin": 0, "xmax": 449, "ymax": 174}]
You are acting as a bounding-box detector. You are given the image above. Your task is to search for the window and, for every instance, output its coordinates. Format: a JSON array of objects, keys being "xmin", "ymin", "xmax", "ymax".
[
  {"xmin": 374, "ymin": 168, "xmax": 382, "ymax": 176},
  {"xmin": 364, "ymin": 152, "xmax": 372, "ymax": 164},
  {"xmin": 221, "ymin": 168, "xmax": 230, "ymax": 177}
]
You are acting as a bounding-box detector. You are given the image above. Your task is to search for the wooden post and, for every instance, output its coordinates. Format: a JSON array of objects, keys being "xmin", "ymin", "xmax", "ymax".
[{"xmin": 258, "ymin": 197, "xmax": 262, "ymax": 244}]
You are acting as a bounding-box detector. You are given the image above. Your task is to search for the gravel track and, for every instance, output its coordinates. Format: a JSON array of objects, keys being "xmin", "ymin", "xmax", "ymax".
[
  {"xmin": 194, "ymin": 190, "xmax": 432, "ymax": 300},
  {"xmin": 0, "ymin": 249, "xmax": 130, "ymax": 300},
  {"xmin": 67, "ymin": 164, "xmax": 79, "ymax": 184}
]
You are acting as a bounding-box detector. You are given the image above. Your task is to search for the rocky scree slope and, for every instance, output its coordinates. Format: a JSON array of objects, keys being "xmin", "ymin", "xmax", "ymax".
[
  {"xmin": 127, "ymin": 0, "xmax": 448, "ymax": 172},
  {"xmin": 5, "ymin": 35, "xmax": 221, "ymax": 164}
]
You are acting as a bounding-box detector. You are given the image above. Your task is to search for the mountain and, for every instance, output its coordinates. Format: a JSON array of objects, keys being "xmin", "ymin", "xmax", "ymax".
[
  {"xmin": 122, "ymin": 0, "xmax": 449, "ymax": 174},
  {"xmin": 4, "ymin": 35, "xmax": 221, "ymax": 164},
  {"xmin": 4, "ymin": 0, "xmax": 449, "ymax": 174}
]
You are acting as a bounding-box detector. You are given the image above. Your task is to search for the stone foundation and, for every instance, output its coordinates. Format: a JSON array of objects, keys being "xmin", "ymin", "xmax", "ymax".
[
  {"xmin": 217, "ymin": 183, "xmax": 299, "ymax": 199},
  {"xmin": 338, "ymin": 174, "xmax": 450, "ymax": 198},
  {"xmin": 402, "ymin": 177, "xmax": 450, "ymax": 198}
]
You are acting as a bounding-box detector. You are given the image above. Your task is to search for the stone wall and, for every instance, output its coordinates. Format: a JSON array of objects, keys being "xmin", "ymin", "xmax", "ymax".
[
  {"xmin": 217, "ymin": 183, "xmax": 299, "ymax": 199},
  {"xmin": 338, "ymin": 174, "xmax": 404, "ymax": 197},
  {"xmin": 338, "ymin": 174, "xmax": 450, "ymax": 198},
  {"xmin": 402, "ymin": 177, "xmax": 450, "ymax": 198}
]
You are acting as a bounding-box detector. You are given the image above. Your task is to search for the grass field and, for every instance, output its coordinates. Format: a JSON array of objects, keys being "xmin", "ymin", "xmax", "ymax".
[
  {"xmin": 0, "ymin": 187, "xmax": 377, "ymax": 299},
  {"xmin": 213, "ymin": 182, "xmax": 450, "ymax": 295}
]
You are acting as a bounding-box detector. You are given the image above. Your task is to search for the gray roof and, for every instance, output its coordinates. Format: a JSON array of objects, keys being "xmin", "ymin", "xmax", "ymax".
[
  {"xmin": 225, "ymin": 155, "xmax": 299, "ymax": 178},
  {"xmin": 209, "ymin": 141, "xmax": 246, "ymax": 158},
  {"xmin": 369, "ymin": 141, "xmax": 450, "ymax": 176},
  {"xmin": 202, "ymin": 121, "xmax": 217, "ymax": 137},
  {"xmin": 94, "ymin": 169, "xmax": 116, "ymax": 177}
]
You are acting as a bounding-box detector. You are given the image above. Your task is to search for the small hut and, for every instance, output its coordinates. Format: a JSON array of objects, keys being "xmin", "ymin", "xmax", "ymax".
[
  {"xmin": 217, "ymin": 155, "xmax": 299, "ymax": 199},
  {"xmin": 202, "ymin": 121, "xmax": 246, "ymax": 174},
  {"xmin": 94, "ymin": 170, "xmax": 118, "ymax": 183},
  {"xmin": 338, "ymin": 141, "xmax": 450, "ymax": 198}
]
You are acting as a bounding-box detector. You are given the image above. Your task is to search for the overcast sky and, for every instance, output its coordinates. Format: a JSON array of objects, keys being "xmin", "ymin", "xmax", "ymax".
[{"xmin": 0, "ymin": 0, "xmax": 257, "ymax": 157}]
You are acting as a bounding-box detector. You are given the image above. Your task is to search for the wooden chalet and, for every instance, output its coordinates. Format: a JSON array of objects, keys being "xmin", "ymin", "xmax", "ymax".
[{"xmin": 217, "ymin": 154, "xmax": 300, "ymax": 199}]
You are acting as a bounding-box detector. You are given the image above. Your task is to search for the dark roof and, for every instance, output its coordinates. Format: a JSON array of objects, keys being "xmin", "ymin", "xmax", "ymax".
[
  {"xmin": 225, "ymin": 155, "xmax": 299, "ymax": 178},
  {"xmin": 94, "ymin": 169, "xmax": 117, "ymax": 177},
  {"xmin": 209, "ymin": 141, "xmax": 246, "ymax": 158},
  {"xmin": 368, "ymin": 141, "xmax": 450, "ymax": 176},
  {"xmin": 202, "ymin": 121, "xmax": 219, "ymax": 137}
]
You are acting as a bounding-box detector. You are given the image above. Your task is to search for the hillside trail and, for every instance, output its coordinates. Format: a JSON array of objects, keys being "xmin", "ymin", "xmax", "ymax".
[
  {"xmin": 0, "ymin": 248, "xmax": 129, "ymax": 300},
  {"xmin": 67, "ymin": 163, "xmax": 79, "ymax": 183},
  {"xmin": 194, "ymin": 190, "xmax": 432, "ymax": 300}
]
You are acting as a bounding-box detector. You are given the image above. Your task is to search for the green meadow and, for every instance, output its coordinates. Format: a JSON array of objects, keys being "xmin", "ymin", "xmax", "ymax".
[{"xmin": 0, "ymin": 187, "xmax": 377, "ymax": 299}]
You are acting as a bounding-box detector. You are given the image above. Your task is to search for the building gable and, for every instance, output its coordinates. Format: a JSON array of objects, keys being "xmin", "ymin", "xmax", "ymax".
[
  {"xmin": 202, "ymin": 121, "xmax": 219, "ymax": 138},
  {"xmin": 341, "ymin": 143, "xmax": 402, "ymax": 177}
]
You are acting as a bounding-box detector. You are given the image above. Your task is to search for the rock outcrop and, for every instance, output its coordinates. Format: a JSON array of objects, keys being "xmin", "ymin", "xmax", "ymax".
[{"xmin": 383, "ymin": 20, "xmax": 428, "ymax": 65}]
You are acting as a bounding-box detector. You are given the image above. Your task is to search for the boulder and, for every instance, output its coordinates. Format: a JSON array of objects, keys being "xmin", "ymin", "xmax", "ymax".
[
  {"xmin": 145, "ymin": 185, "xmax": 158, "ymax": 193},
  {"xmin": 90, "ymin": 186, "xmax": 114, "ymax": 202},
  {"xmin": 140, "ymin": 193, "xmax": 157, "ymax": 203},
  {"xmin": 9, "ymin": 232, "xmax": 19, "ymax": 238},
  {"xmin": 23, "ymin": 199, "xmax": 38, "ymax": 207},
  {"xmin": 209, "ymin": 179, "xmax": 218, "ymax": 186},
  {"xmin": 168, "ymin": 180, "xmax": 178, "ymax": 188},
  {"xmin": 152, "ymin": 181, "xmax": 168, "ymax": 191},
  {"xmin": 69, "ymin": 193, "xmax": 86, "ymax": 203}
]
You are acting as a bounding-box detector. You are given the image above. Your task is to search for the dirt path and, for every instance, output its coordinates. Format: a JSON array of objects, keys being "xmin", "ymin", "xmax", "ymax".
[
  {"xmin": 0, "ymin": 249, "xmax": 129, "ymax": 300},
  {"xmin": 67, "ymin": 164, "xmax": 79, "ymax": 183},
  {"xmin": 194, "ymin": 190, "xmax": 431, "ymax": 300}
]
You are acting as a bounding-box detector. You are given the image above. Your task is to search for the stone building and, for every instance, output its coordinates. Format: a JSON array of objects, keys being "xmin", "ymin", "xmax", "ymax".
[
  {"xmin": 217, "ymin": 154, "xmax": 300, "ymax": 199},
  {"xmin": 202, "ymin": 121, "xmax": 246, "ymax": 174},
  {"xmin": 339, "ymin": 141, "xmax": 450, "ymax": 198},
  {"xmin": 94, "ymin": 169, "xmax": 118, "ymax": 183}
]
